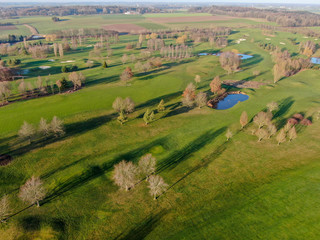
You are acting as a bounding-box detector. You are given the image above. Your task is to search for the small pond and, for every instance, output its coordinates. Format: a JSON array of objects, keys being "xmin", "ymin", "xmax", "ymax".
[
  {"xmin": 198, "ymin": 53, "xmax": 209, "ymax": 56},
  {"xmin": 216, "ymin": 94, "xmax": 249, "ymax": 110},
  {"xmin": 238, "ymin": 54, "xmax": 253, "ymax": 60},
  {"xmin": 311, "ymin": 57, "xmax": 320, "ymax": 64}
]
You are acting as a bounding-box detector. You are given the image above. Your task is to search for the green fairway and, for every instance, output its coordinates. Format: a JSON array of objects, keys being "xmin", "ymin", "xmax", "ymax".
[{"xmin": 0, "ymin": 12, "xmax": 319, "ymax": 240}]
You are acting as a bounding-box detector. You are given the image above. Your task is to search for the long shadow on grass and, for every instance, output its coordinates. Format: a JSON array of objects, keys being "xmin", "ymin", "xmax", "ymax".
[
  {"xmin": 40, "ymin": 137, "xmax": 168, "ymax": 205},
  {"xmin": 114, "ymin": 210, "xmax": 167, "ymax": 240},
  {"xmin": 157, "ymin": 127, "xmax": 226, "ymax": 173},
  {"xmin": 241, "ymin": 54, "xmax": 263, "ymax": 68},
  {"xmin": 273, "ymin": 97, "xmax": 295, "ymax": 129}
]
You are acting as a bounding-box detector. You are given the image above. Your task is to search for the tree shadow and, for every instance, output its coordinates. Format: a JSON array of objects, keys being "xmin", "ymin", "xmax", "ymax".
[
  {"xmin": 241, "ymin": 54, "xmax": 263, "ymax": 68},
  {"xmin": 273, "ymin": 97, "xmax": 295, "ymax": 120},
  {"xmin": 114, "ymin": 210, "xmax": 168, "ymax": 240},
  {"xmin": 18, "ymin": 215, "xmax": 41, "ymax": 231},
  {"xmin": 41, "ymin": 137, "xmax": 168, "ymax": 205},
  {"xmin": 157, "ymin": 127, "xmax": 227, "ymax": 173}
]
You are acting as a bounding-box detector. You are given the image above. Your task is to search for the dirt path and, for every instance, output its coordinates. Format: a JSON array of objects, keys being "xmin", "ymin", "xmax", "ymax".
[{"xmin": 23, "ymin": 24, "xmax": 39, "ymax": 35}]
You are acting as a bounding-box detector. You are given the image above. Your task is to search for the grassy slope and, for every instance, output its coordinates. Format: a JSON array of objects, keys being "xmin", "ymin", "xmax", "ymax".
[{"xmin": 0, "ymin": 17, "xmax": 319, "ymax": 240}]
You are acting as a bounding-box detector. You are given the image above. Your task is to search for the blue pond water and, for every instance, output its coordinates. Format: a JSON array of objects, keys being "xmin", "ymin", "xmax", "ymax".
[
  {"xmin": 216, "ymin": 94, "xmax": 249, "ymax": 110},
  {"xmin": 311, "ymin": 57, "xmax": 320, "ymax": 64},
  {"xmin": 238, "ymin": 54, "xmax": 253, "ymax": 60}
]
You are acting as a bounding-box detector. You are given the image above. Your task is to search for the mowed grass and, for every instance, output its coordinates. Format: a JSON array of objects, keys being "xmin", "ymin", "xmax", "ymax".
[{"xmin": 0, "ymin": 20, "xmax": 320, "ymax": 240}]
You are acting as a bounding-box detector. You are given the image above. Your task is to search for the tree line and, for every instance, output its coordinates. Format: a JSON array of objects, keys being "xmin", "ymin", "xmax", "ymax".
[{"xmin": 190, "ymin": 5, "xmax": 320, "ymax": 27}]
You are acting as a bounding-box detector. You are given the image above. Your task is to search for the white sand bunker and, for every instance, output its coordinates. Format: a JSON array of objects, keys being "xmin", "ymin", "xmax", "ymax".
[
  {"xmin": 39, "ymin": 66, "xmax": 51, "ymax": 70},
  {"xmin": 61, "ymin": 60, "xmax": 75, "ymax": 63},
  {"xmin": 265, "ymin": 38, "xmax": 271, "ymax": 40},
  {"xmin": 48, "ymin": 59, "xmax": 55, "ymax": 62},
  {"xmin": 87, "ymin": 45, "xmax": 92, "ymax": 47},
  {"xmin": 280, "ymin": 42, "xmax": 286, "ymax": 45}
]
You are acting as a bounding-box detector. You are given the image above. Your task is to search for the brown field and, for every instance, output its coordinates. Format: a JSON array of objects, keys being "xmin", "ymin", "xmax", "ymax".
[
  {"xmin": 102, "ymin": 23, "xmax": 147, "ymax": 33},
  {"xmin": 0, "ymin": 25, "xmax": 17, "ymax": 31},
  {"xmin": 148, "ymin": 15, "xmax": 234, "ymax": 24}
]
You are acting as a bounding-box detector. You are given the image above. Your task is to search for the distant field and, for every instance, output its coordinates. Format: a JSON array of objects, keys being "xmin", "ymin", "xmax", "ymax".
[{"xmin": 143, "ymin": 12, "xmax": 212, "ymax": 18}]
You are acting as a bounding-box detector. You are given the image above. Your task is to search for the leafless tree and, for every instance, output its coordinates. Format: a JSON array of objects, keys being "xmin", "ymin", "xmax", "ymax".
[
  {"xmin": 255, "ymin": 128, "xmax": 268, "ymax": 142},
  {"xmin": 121, "ymin": 54, "xmax": 128, "ymax": 65},
  {"xmin": 58, "ymin": 43, "xmax": 64, "ymax": 58},
  {"xmin": 240, "ymin": 111, "xmax": 248, "ymax": 129},
  {"xmin": 18, "ymin": 176, "xmax": 46, "ymax": 207},
  {"xmin": 18, "ymin": 121, "xmax": 35, "ymax": 144},
  {"xmin": 253, "ymin": 112, "xmax": 269, "ymax": 128},
  {"xmin": 138, "ymin": 153, "xmax": 156, "ymax": 181},
  {"xmin": 267, "ymin": 123, "xmax": 277, "ymax": 138},
  {"xmin": 195, "ymin": 92, "xmax": 207, "ymax": 108},
  {"xmin": 38, "ymin": 118, "xmax": 50, "ymax": 137},
  {"xmin": 194, "ymin": 75, "xmax": 201, "ymax": 85},
  {"xmin": 288, "ymin": 126, "xmax": 297, "ymax": 141},
  {"xmin": 266, "ymin": 101, "xmax": 279, "ymax": 113},
  {"xmin": 0, "ymin": 195, "xmax": 10, "ymax": 223},
  {"xmin": 50, "ymin": 116, "xmax": 65, "ymax": 137},
  {"xmin": 219, "ymin": 52, "xmax": 240, "ymax": 74},
  {"xmin": 226, "ymin": 129, "xmax": 233, "ymax": 141},
  {"xmin": 113, "ymin": 160, "xmax": 137, "ymax": 191},
  {"xmin": 148, "ymin": 175, "xmax": 168, "ymax": 200},
  {"xmin": 69, "ymin": 72, "xmax": 85, "ymax": 90},
  {"xmin": 276, "ymin": 129, "xmax": 286, "ymax": 145}
]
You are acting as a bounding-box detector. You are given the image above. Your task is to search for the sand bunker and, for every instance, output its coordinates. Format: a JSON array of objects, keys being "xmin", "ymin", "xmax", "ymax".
[{"xmin": 39, "ymin": 66, "xmax": 51, "ymax": 69}]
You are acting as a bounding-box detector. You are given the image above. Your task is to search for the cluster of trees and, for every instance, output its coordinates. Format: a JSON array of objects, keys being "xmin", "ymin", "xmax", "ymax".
[
  {"xmin": 113, "ymin": 153, "xmax": 168, "ymax": 200},
  {"xmin": 0, "ymin": 71, "xmax": 86, "ymax": 104},
  {"xmin": 112, "ymin": 97, "xmax": 135, "ymax": 124},
  {"xmin": 0, "ymin": 6, "xmax": 161, "ymax": 18},
  {"xmin": 192, "ymin": 5, "xmax": 320, "ymax": 27},
  {"xmin": 299, "ymin": 41, "xmax": 317, "ymax": 57},
  {"xmin": 134, "ymin": 57, "xmax": 162, "ymax": 73},
  {"xmin": 219, "ymin": 52, "xmax": 241, "ymax": 74},
  {"xmin": 272, "ymin": 49, "xmax": 312, "ymax": 83},
  {"xmin": 18, "ymin": 116, "xmax": 65, "ymax": 144},
  {"xmin": 159, "ymin": 45, "xmax": 193, "ymax": 59},
  {"xmin": 182, "ymin": 82, "xmax": 207, "ymax": 108},
  {"xmin": 244, "ymin": 102, "xmax": 298, "ymax": 145}
]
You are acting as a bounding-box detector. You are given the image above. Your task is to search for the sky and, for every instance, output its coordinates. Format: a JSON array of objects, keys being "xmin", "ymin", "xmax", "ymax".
[{"xmin": 0, "ymin": 0, "xmax": 319, "ymax": 4}]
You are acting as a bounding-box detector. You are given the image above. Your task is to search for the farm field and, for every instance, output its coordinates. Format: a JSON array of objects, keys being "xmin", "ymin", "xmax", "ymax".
[{"xmin": 0, "ymin": 10, "xmax": 320, "ymax": 240}]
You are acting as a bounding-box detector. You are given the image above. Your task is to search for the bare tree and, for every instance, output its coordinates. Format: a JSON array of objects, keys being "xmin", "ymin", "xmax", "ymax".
[
  {"xmin": 240, "ymin": 111, "xmax": 248, "ymax": 129},
  {"xmin": 267, "ymin": 123, "xmax": 277, "ymax": 138},
  {"xmin": 121, "ymin": 54, "xmax": 128, "ymax": 65},
  {"xmin": 18, "ymin": 176, "xmax": 46, "ymax": 207},
  {"xmin": 266, "ymin": 101, "xmax": 279, "ymax": 113},
  {"xmin": 253, "ymin": 112, "xmax": 269, "ymax": 128},
  {"xmin": 219, "ymin": 52, "xmax": 240, "ymax": 74},
  {"xmin": 69, "ymin": 72, "xmax": 84, "ymax": 90},
  {"xmin": 124, "ymin": 97, "xmax": 135, "ymax": 113},
  {"xmin": 113, "ymin": 160, "xmax": 137, "ymax": 191},
  {"xmin": 157, "ymin": 99, "xmax": 165, "ymax": 112},
  {"xmin": 18, "ymin": 121, "xmax": 35, "ymax": 144},
  {"xmin": 148, "ymin": 175, "xmax": 168, "ymax": 200},
  {"xmin": 283, "ymin": 122, "xmax": 292, "ymax": 133},
  {"xmin": 138, "ymin": 153, "xmax": 156, "ymax": 181},
  {"xmin": 182, "ymin": 83, "xmax": 196, "ymax": 107},
  {"xmin": 210, "ymin": 76, "xmax": 222, "ymax": 94},
  {"xmin": 53, "ymin": 43, "xmax": 58, "ymax": 57},
  {"xmin": 38, "ymin": 118, "xmax": 50, "ymax": 137},
  {"xmin": 276, "ymin": 129, "xmax": 286, "ymax": 145},
  {"xmin": 255, "ymin": 128, "xmax": 268, "ymax": 142},
  {"xmin": 226, "ymin": 129, "xmax": 233, "ymax": 141},
  {"xmin": 195, "ymin": 92, "xmax": 207, "ymax": 108},
  {"xmin": 194, "ymin": 75, "xmax": 201, "ymax": 85},
  {"xmin": 50, "ymin": 116, "xmax": 65, "ymax": 137},
  {"xmin": 288, "ymin": 126, "xmax": 297, "ymax": 141},
  {"xmin": 0, "ymin": 195, "xmax": 10, "ymax": 223},
  {"xmin": 58, "ymin": 43, "xmax": 64, "ymax": 58}
]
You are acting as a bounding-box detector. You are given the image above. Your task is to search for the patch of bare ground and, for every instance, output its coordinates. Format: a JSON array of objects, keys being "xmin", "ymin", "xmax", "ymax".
[
  {"xmin": 0, "ymin": 25, "xmax": 17, "ymax": 31},
  {"xmin": 0, "ymin": 154, "xmax": 12, "ymax": 166},
  {"xmin": 223, "ymin": 80, "xmax": 266, "ymax": 89},
  {"xmin": 148, "ymin": 15, "xmax": 234, "ymax": 24},
  {"xmin": 102, "ymin": 24, "xmax": 146, "ymax": 33}
]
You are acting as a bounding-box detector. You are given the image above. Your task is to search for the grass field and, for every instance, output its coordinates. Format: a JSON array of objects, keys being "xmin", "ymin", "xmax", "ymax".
[{"xmin": 0, "ymin": 13, "xmax": 319, "ymax": 240}]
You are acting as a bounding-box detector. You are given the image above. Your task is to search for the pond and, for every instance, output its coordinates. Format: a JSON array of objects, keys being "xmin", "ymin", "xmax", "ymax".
[
  {"xmin": 216, "ymin": 94, "xmax": 249, "ymax": 110},
  {"xmin": 311, "ymin": 57, "xmax": 320, "ymax": 64},
  {"xmin": 238, "ymin": 54, "xmax": 253, "ymax": 60}
]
